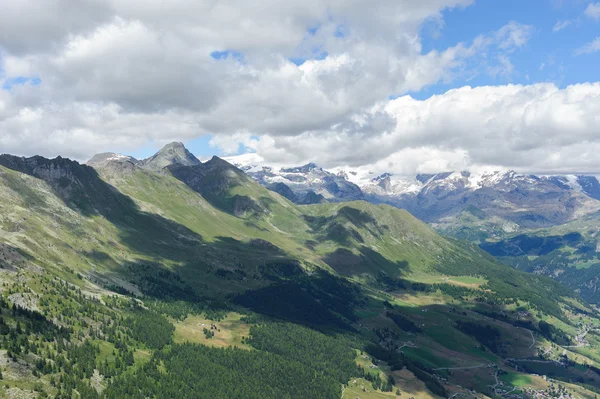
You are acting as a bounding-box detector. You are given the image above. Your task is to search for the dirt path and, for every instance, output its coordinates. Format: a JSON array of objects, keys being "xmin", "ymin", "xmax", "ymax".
[{"xmin": 527, "ymin": 329, "xmax": 535, "ymax": 348}]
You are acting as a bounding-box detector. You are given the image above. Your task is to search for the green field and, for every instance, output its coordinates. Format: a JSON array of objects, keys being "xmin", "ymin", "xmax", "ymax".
[{"xmin": 500, "ymin": 372, "xmax": 532, "ymax": 387}]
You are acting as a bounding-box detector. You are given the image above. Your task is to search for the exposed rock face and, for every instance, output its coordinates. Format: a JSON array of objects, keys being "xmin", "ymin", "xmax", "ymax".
[
  {"xmin": 577, "ymin": 175, "xmax": 600, "ymax": 200},
  {"xmin": 86, "ymin": 153, "xmax": 139, "ymax": 176},
  {"xmin": 0, "ymin": 154, "xmax": 140, "ymax": 219},
  {"xmin": 0, "ymin": 155, "xmax": 95, "ymax": 201},
  {"xmin": 139, "ymin": 142, "xmax": 201, "ymax": 171}
]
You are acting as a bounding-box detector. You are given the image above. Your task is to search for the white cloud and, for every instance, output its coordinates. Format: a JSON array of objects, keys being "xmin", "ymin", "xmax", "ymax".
[
  {"xmin": 1, "ymin": 0, "xmax": 589, "ymax": 177},
  {"xmin": 575, "ymin": 37, "xmax": 600, "ymax": 54},
  {"xmin": 1, "ymin": 1, "xmax": 536, "ymax": 163},
  {"xmin": 552, "ymin": 20, "xmax": 571, "ymax": 32},
  {"xmin": 487, "ymin": 55, "xmax": 514, "ymax": 78},
  {"xmin": 495, "ymin": 21, "xmax": 534, "ymax": 50},
  {"xmin": 585, "ymin": 2, "xmax": 600, "ymax": 20},
  {"xmin": 0, "ymin": 101, "xmax": 201, "ymax": 159},
  {"xmin": 240, "ymin": 83, "xmax": 600, "ymax": 175}
]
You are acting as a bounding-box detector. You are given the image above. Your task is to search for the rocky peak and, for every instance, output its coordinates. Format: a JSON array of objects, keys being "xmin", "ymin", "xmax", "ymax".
[
  {"xmin": 140, "ymin": 142, "xmax": 201, "ymax": 171},
  {"xmin": 336, "ymin": 170, "xmax": 349, "ymax": 180},
  {"xmin": 205, "ymin": 155, "xmax": 232, "ymax": 168},
  {"xmin": 372, "ymin": 173, "xmax": 392, "ymax": 182}
]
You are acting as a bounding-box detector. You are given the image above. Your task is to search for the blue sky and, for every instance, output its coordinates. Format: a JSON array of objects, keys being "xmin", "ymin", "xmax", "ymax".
[{"xmin": 413, "ymin": 0, "xmax": 600, "ymax": 99}]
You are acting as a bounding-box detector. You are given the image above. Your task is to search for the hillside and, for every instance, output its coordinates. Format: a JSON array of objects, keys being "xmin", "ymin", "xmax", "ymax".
[
  {"xmin": 0, "ymin": 146, "xmax": 599, "ymax": 398},
  {"xmin": 480, "ymin": 211, "xmax": 600, "ymax": 303},
  {"xmin": 229, "ymin": 157, "xmax": 600, "ymax": 306}
]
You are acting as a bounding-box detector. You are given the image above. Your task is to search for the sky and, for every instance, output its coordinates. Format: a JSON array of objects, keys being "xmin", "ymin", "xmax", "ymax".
[{"xmin": 1, "ymin": 0, "xmax": 599, "ymax": 175}]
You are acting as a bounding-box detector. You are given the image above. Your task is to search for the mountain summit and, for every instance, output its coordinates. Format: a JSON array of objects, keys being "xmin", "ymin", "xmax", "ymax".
[
  {"xmin": 86, "ymin": 152, "xmax": 139, "ymax": 168},
  {"xmin": 139, "ymin": 142, "xmax": 202, "ymax": 171}
]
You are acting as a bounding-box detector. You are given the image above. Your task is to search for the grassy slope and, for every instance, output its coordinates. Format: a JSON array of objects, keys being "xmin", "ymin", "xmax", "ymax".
[
  {"xmin": 0, "ymin": 160, "xmax": 584, "ymax": 321},
  {"xmin": 0, "ymin": 159, "xmax": 567, "ymax": 296}
]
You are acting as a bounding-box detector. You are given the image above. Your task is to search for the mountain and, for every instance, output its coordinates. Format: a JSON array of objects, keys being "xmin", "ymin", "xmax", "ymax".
[
  {"xmin": 366, "ymin": 171, "xmax": 600, "ymax": 239},
  {"xmin": 229, "ymin": 157, "xmax": 600, "ymax": 305},
  {"xmin": 481, "ymin": 211, "xmax": 600, "ymax": 303},
  {"xmin": 228, "ymin": 157, "xmax": 600, "ymax": 240},
  {"xmin": 1, "ymin": 144, "xmax": 600, "ymax": 398},
  {"xmin": 138, "ymin": 141, "xmax": 202, "ymax": 171},
  {"xmin": 228, "ymin": 158, "xmax": 364, "ymax": 204}
]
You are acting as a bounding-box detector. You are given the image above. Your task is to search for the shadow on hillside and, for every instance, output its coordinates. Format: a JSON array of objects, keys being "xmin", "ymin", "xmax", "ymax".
[
  {"xmin": 167, "ymin": 161, "xmax": 273, "ymax": 218},
  {"xmin": 0, "ymin": 243, "xmax": 35, "ymax": 271},
  {"xmin": 0, "ymin": 156, "xmax": 417, "ymax": 333},
  {"xmin": 233, "ymin": 269, "xmax": 363, "ymax": 332},
  {"xmin": 0, "ymin": 156, "xmax": 210, "ymax": 262},
  {"xmin": 303, "ymin": 206, "xmax": 389, "ymax": 246},
  {"xmin": 324, "ymin": 246, "xmax": 409, "ymax": 278},
  {"xmin": 480, "ymin": 232, "xmax": 584, "ymax": 257}
]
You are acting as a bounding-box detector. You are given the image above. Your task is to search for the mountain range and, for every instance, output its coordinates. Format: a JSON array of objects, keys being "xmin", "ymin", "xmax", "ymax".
[
  {"xmin": 227, "ymin": 155, "xmax": 600, "ymax": 301},
  {"xmin": 1, "ymin": 142, "xmax": 600, "ymax": 398},
  {"xmin": 228, "ymin": 155, "xmax": 600, "ymax": 230}
]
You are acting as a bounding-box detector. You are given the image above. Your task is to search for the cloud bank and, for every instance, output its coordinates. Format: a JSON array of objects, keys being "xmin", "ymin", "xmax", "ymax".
[{"xmin": 0, "ymin": 0, "xmax": 598, "ymax": 175}]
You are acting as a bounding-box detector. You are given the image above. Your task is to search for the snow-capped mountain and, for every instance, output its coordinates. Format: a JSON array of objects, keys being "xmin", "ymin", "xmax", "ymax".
[
  {"xmin": 362, "ymin": 171, "xmax": 600, "ymax": 233},
  {"xmin": 226, "ymin": 154, "xmax": 600, "ymax": 237},
  {"xmin": 226, "ymin": 157, "xmax": 364, "ymax": 204}
]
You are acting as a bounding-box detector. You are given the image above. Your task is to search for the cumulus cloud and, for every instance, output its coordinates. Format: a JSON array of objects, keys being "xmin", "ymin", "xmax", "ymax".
[
  {"xmin": 241, "ymin": 83, "xmax": 600, "ymax": 175},
  {"xmin": 1, "ymin": 0, "xmax": 485, "ymax": 158},
  {"xmin": 1, "ymin": 9, "xmax": 531, "ymax": 156},
  {"xmin": 1, "ymin": 0, "xmax": 594, "ymax": 176}
]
